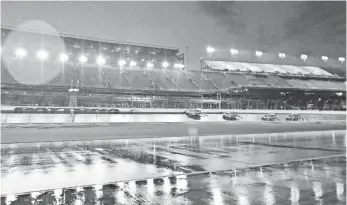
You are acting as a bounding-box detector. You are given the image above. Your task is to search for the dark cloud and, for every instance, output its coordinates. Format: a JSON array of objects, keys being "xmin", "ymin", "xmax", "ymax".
[
  {"xmin": 284, "ymin": 1, "xmax": 346, "ymax": 45},
  {"xmin": 196, "ymin": 1, "xmax": 245, "ymax": 35},
  {"xmin": 197, "ymin": 1, "xmax": 346, "ymax": 56}
]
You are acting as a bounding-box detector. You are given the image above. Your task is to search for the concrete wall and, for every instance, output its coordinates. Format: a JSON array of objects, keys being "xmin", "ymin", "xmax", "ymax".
[{"xmin": 1, "ymin": 113, "xmax": 345, "ymax": 124}]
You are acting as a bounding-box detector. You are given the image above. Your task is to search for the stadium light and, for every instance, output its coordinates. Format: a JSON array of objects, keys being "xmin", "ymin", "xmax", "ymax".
[
  {"xmin": 230, "ymin": 49, "xmax": 238, "ymax": 55},
  {"xmin": 321, "ymin": 56, "xmax": 328, "ymax": 62},
  {"xmin": 147, "ymin": 62, "xmax": 154, "ymax": 68},
  {"xmin": 206, "ymin": 46, "xmax": 215, "ymax": 54},
  {"xmin": 255, "ymin": 51, "xmax": 263, "ymax": 57},
  {"xmin": 15, "ymin": 47, "xmax": 27, "ymax": 58},
  {"xmin": 162, "ymin": 61, "xmax": 169, "ymax": 68},
  {"xmin": 36, "ymin": 49, "xmax": 49, "ymax": 60},
  {"xmin": 59, "ymin": 53, "xmax": 69, "ymax": 62},
  {"xmin": 96, "ymin": 55, "xmax": 106, "ymax": 65},
  {"xmin": 129, "ymin": 61, "xmax": 137, "ymax": 67},
  {"xmin": 79, "ymin": 55, "xmax": 88, "ymax": 63},
  {"xmin": 338, "ymin": 57, "xmax": 345, "ymax": 63},
  {"xmin": 278, "ymin": 53, "xmax": 286, "ymax": 59},
  {"xmin": 301, "ymin": 54, "xmax": 307, "ymax": 61},
  {"xmin": 118, "ymin": 60, "xmax": 126, "ymax": 67}
]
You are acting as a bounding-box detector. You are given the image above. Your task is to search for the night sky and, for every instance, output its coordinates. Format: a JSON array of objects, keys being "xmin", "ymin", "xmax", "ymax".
[{"xmin": 1, "ymin": 1, "xmax": 346, "ymax": 70}]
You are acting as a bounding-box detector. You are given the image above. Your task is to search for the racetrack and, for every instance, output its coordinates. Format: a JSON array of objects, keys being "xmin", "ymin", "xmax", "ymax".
[{"xmin": 1, "ymin": 121, "xmax": 345, "ymax": 144}]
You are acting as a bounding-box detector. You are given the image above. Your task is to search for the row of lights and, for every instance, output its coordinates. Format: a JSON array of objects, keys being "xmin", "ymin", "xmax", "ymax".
[
  {"xmin": 206, "ymin": 46, "xmax": 346, "ymax": 63},
  {"xmin": 9, "ymin": 47, "xmax": 184, "ymax": 68}
]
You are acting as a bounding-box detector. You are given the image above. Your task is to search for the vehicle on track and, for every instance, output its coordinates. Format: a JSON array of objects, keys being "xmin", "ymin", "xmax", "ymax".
[
  {"xmin": 185, "ymin": 109, "xmax": 206, "ymax": 120},
  {"xmin": 285, "ymin": 114, "xmax": 305, "ymax": 121},
  {"xmin": 261, "ymin": 113, "xmax": 278, "ymax": 121},
  {"xmin": 222, "ymin": 112, "xmax": 242, "ymax": 121}
]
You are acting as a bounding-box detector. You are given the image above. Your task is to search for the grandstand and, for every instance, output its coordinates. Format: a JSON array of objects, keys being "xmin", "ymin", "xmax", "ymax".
[{"xmin": 1, "ymin": 26, "xmax": 346, "ymax": 111}]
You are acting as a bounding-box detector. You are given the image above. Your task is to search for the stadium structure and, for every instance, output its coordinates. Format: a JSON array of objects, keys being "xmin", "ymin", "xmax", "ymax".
[{"xmin": 1, "ymin": 26, "xmax": 346, "ymax": 111}]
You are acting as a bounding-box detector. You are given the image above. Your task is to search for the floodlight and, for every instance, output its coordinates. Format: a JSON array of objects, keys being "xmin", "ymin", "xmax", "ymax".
[
  {"xmin": 118, "ymin": 60, "xmax": 126, "ymax": 66},
  {"xmin": 147, "ymin": 62, "xmax": 154, "ymax": 68},
  {"xmin": 336, "ymin": 92, "xmax": 343, "ymax": 96},
  {"xmin": 15, "ymin": 47, "xmax": 27, "ymax": 58},
  {"xmin": 59, "ymin": 53, "xmax": 69, "ymax": 62},
  {"xmin": 278, "ymin": 53, "xmax": 286, "ymax": 59},
  {"xmin": 162, "ymin": 61, "xmax": 169, "ymax": 68},
  {"xmin": 206, "ymin": 46, "xmax": 215, "ymax": 54},
  {"xmin": 96, "ymin": 55, "xmax": 106, "ymax": 65},
  {"xmin": 36, "ymin": 49, "xmax": 49, "ymax": 60},
  {"xmin": 129, "ymin": 61, "xmax": 137, "ymax": 67},
  {"xmin": 255, "ymin": 51, "xmax": 263, "ymax": 57},
  {"xmin": 230, "ymin": 49, "xmax": 238, "ymax": 55},
  {"xmin": 301, "ymin": 54, "xmax": 307, "ymax": 61},
  {"xmin": 79, "ymin": 55, "xmax": 88, "ymax": 63},
  {"xmin": 174, "ymin": 63, "xmax": 184, "ymax": 69},
  {"xmin": 338, "ymin": 57, "xmax": 345, "ymax": 63},
  {"xmin": 321, "ymin": 56, "xmax": 328, "ymax": 62}
]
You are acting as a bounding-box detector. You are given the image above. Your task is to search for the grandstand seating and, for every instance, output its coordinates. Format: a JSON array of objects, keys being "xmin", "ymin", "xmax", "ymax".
[
  {"xmin": 202, "ymin": 72, "xmax": 234, "ymax": 89},
  {"xmin": 225, "ymin": 73, "xmax": 252, "ymax": 87},
  {"xmin": 243, "ymin": 75, "xmax": 274, "ymax": 87},
  {"xmin": 164, "ymin": 69, "xmax": 197, "ymax": 91},
  {"xmin": 145, "ymin": 69, "xmax": 178, "ymax": 90},
  {"xmin": 1, "ymin": 61, "xmax": 18, "ymax": 84},
  {"xmin": 308, "ymin": 80, "xmax": 345, "ymax": 90},
  {"xmin": 182, "ymin": 70, "xmax": 216, "ymax": 91},
  {"xmin": 258, "ymin": 64, "xmax": 288, "ymax": 74},
  {"xmin": 203, "ymin": 60, "xmax": 334, "ymax": 76},
  {"xmin": 125, "ymin": 68, "xmax": 153, "ymax": 90},
  {"xmin": 79, "ymin": 64, "xmax": 106, "ymax": 87},
  {"xmin": 1, "ymin": 58, "xmax": 345, "ymax": 92},
  {"xmin": 48, "ymin": 64, "xmax": 77, "ymax": 86},
  {"xmin": 280, "ymin": 65, "xmax": 304, "ymax": 75},
  {"xmin": 103, "ymin": 67, "xmax": 130, "ymax": 89},
  {"xmin": 285, "ymin": 79, "xmax": 313, "ymax": 89},
  {"xmin": 266, "ymin": 76, "xmax": 292, "ymax": 88},
  {"xmin": 302, "ymin": 66, "xmax": 333, "ymax": 76}
]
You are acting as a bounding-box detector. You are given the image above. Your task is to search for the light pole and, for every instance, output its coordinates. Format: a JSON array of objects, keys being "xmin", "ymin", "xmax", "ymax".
[{"xmin": 315, "ymin": 98, "xmax": 321, "ymax": 110}]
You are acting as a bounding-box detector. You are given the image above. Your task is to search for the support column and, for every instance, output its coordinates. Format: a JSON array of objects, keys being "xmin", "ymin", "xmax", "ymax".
[
  {"xmin": 201, "ymin": 94, "xmax": 203, "ymax": 109},
  {"xmin": 218, "ymin": 94, "xmax": 221, "ymax": 110},
  {"xmin": 131, "ymin": 93, "xmax": 134, "ymax": 108},
  {"xmin": 68, "ymin": 88, "xmax": 79, "ymax": 107},
  {"xmin": 150, "ymin": 95, "xmax": 153, "ymax": 108}
]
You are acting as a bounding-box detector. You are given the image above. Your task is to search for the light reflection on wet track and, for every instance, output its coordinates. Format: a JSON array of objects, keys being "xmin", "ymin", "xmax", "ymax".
[{"xmin": 1, "ymin": 130, "xmax": 346, "ymax": 204}]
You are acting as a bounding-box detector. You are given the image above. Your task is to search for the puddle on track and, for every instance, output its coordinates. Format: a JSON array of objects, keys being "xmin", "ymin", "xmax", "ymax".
[{"xmin": 1, "ymin": 130, "xmax": 346, "ymax": 204}]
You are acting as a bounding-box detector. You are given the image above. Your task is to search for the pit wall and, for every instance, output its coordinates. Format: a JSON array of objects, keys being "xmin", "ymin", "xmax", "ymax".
[{"xmin": 1, "ymin": 113, "xmax": 345, "ymax": 124}]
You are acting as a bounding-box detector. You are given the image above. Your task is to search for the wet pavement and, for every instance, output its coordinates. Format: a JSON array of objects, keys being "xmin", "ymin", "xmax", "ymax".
[
  {"xmin": 1, "ymin": 130, "xmax": 346, "ymax": 204},
  {"xmin": 1, "ymin": 121, "xmax": 346, "ymax": 144}
]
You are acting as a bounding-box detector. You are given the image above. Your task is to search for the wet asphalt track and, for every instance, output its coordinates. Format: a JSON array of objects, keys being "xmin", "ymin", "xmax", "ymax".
[
  {"xmin": 1, "ymin": 129, "xmax": 346, "ymax": 204},
  {"xmin": 1, "ymin": 121, "xmax": 346, "ymax": 143}
]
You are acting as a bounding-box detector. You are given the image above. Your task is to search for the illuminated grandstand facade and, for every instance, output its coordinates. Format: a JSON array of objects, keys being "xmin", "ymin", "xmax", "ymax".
[
  {"xmin": 1, "ymin": 26, "xmax": 346, "ymax": 110},
  {"xmin": 1, "ymin": 26, "xmax": 184, "ymax": 69}
]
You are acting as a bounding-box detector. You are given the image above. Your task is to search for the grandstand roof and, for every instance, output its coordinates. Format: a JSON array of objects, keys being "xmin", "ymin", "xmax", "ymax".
[
  {"xmin": 202, "ymin": 59, "xmax": 335, "ymax": 77},
  {"xmin": 1, "ymin": 25, "xmax": 180, "ymax": 52}
]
